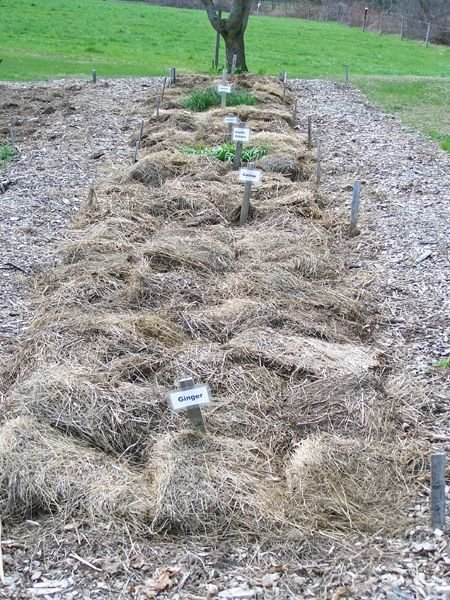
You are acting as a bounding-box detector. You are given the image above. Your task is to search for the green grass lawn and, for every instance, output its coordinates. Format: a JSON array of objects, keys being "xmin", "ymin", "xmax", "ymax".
[
  {"xmin": 355, "ymin": 76, "xmax": 450, "ymax": 151},
  {"xmin": 0, "ymin": 0, "xmax": 449, "ymax": 149}
]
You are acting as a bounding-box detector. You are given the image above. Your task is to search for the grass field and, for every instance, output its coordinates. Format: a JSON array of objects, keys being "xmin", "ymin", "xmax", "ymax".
[{"xmin": 0, "ymin": 0, "xmax": 449, "ymax": 148}]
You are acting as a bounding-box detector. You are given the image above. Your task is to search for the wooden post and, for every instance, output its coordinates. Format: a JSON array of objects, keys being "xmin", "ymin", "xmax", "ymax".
[
  {"xmin": 307, "ymin": 115, "xmax": 312, "ymax": 151},
  {"xmin": 161, "ymin": 76, "xmax": 167, "ymax": 103},
  {"xmin": 430, "ymin": 453, "xmax": 446, "ymax": 530},
  {"xmin": 350, "ymin": 180, "xmax": 361, "ymax": 235},
  {"xmin": 227, "ymin": 113, "xmax": 235, "ymax": 138},
  {"xmin": 133, "ymin": 141, "xmax": 140, "ymax": 164},
  {"xmin": 221, "ymin": 68, "xmax": 228, "ymax": 107},
  {"xmin": 400, "ymin": 16, "xmax": 404, "ymax": 40},
  {"xmin": 293, "ymin": 99, "xmax": 297, "ymax": 124},
  {"xmin": 379, "ymin": 14, "xmax": 384, "ymax": 35},
  {"xmin": 169, "ymin": 67, "xmax": 176, "ymax": 84},
  {"xmin": 282, "ymin": 71, "xmax": 288, "ymax": 103},
  {"xmin": 240, "ymin": 162, "xmax": 254, "ymax": 226},
  {"xmin": 345, "ymin": 64, "xmax": 349, "ymax": 84},
  {"xmin": 8, "ymin": 123, "xmax": 16, "ymax": 153},
  {"xmin": 138, "ymin": 119, "xmax": 144, "ymax": 143},
  {"xmin": 316, "ymin": 139, "xmax": 321, "ymax": 186},
  {"xmin": 363, "ymin": 7, "xmax": 368, "ymax": 32},
  {"xmin": 425, "ymin": 22, "xmax": 431, "ymax": 47},
  {"xmin": 214, "ymin": 10, "xmax": 222, "ymax": 68},
  {"xmin": 92, "ymin": 69, "xmax": 97, "ymax": 83},
  {"xmin": 231, "ymin": 52, "xmax": 237, "ymax": 74},
  {"xmin": 155, "ymin": 96, "xmax": 161, "ymax": 118},
  {"xmin": 0, "ymin": 518, "xmax": 4, "ymax": 585},
  {"xmin": 234, "ymin": 140, "xmax": 243, "ymax": 170},
  {"xmin": 180, "ymin": 377, "xmax": 206, "ymax": 433}
]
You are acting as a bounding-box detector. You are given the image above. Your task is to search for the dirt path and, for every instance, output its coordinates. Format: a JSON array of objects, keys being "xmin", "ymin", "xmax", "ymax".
[{"xmin": 0, "ymin": 77, "xmax": 448, "ymax": 599}]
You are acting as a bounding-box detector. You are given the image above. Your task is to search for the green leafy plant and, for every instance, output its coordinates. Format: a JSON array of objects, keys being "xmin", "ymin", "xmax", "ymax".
[
  {"xmin": 0, "ymin": 142, "xmax": 15, "ymax": 168},
  {"xmin": 434, "ymin": 356, "xmax": 450, "ymax": 368},
  {"xmin": 180, "ymin": 142, "xmax": 268, "ymax": 163},
  {"xmin": 182, "ymin": 87, "xmax": 257, "ymax": 112}
]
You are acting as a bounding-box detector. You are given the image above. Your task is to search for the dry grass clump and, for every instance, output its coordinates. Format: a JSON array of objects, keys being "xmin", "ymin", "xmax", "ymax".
[
  {"xmin": 177, "ymin": 298, "xmax": 349, "ymax": 344},
  {"xmin": 8, "ymin": 311, "xmax": 186, "ymax": 382},
  {"xmin": 149, "ymin": 431, "xmax": 283, "ymax": 536},
  {"xmin": 257, "ymin": 154, "xmax": 303, "ymax": 181},
  {"xmin": 286, "ymin": 433, "xmax": 425, "ymax": 533},
  {"xmin": 141, "ymin": 229, "xmax": 234, "ymax": 274},
  {"xmin": 233, "ymin": 228, "xmax": 336, "ymax": 278},
  {"xmin": 6, "ymin": 366, "xmax": 169, "ymax": 459},
  {"xmin": 125, "ymin": 264, "xmax": 210, "ymax": 309},
  {"xmin": 262, "ymin": 187, "xmax": 323, "ymax": 218},
  {"xmin": 226, "ymin": 328, "xmax": 378, "ymax": 378},
  {"xmin": 0, "ymin": 417, "xmax": 151, "ymax": 524},
  {"xmin": 251, "ymin": 80, "xmax": 295, "ymax": 106},
  {"xmin": 280, "ymin": 373, "xmax": 407, "ymax": 441}
]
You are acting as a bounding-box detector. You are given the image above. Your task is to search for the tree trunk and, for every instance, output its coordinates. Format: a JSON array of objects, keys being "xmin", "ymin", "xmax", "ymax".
[
  {"xmin": 222, "ymin": 29, "xmax": 247, "ymax": 72},
  {"xmin": 201, "ymin": 0, "xmax": 252, "ymax": 72}
]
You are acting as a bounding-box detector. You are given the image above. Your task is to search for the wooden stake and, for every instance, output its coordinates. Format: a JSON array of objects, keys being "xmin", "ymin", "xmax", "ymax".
[
  {"xmin": 282, "ymin": 71, "xmax": 288, "ymax": 103},
  {"xmin": 234, "ymin": 141, "xmax": 243, "ymax": 170},
  {"xmin": 155, "ymin": 96, "xmax": 161, "ymax": 118},
  {"xmin": 8, "ymin": 124, "xmax": 16, "ymax": 153},
  {"xmin": 169, "ymin": 67, "xmax": 176, "ymax": 84},
  {"xmin": 133, "ymin": 141, "xmax": 140, "ymax": 164},
  {"xmin": 0, "ymin": 518, "xmax": 5, "ymax": 585},
  {"xmin": 350, "ymin": 180, "xmax": 361, "ymax": 236},
  {"xmin": 161, "ymin": 77, "xmax": 167, "ymax": 103},
  {"xmin": 92, "ymin": 69, "xmax": 97, "ymax": 83},
  {"xmin": 362, "ymin": 7, "xmax": 368, "ymax": 32},
  {"xmin": 379, "ymin": 13, "xmax": 384, "ymax": 35},
  {"xmin": 400, "ymin": 16, "xmax": 404, "ymax": 40},
  {"xmin": 316, "ymin": 139, "xmax": 321, "ymax": 186},
  {"xmin": 430, "ymin": 453, "xmax": 446, "ymax": 530},
  {"xmin": 425, "ymin": 21, "xmax": 431, "ymax": 47},
  {"xmin": 138, "ymin": 119, "xmax": 144, "ymax": 143},
  {"xmin": 180, "ymin": 377, "xmax": 206, "ymax": 433},
  {"xmin": 307, "ymin": 116, "xmax": 312, "ymax": 151},
  {"xmin": 240, "ymin": 162, "xmax": 254, "ymax": 226},
  {"xmin": 345, "ymin": 64, "xmax": 349, "ymax": 83},
  {"xmin": 293, "ymin": 99, "xmax": 297, "ymax": 124}
]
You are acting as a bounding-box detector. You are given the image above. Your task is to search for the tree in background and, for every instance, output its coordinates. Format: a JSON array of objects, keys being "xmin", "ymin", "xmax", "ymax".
[{"xmin": 200, "ymin": 0, "xmax": 252, "ymax": 71}]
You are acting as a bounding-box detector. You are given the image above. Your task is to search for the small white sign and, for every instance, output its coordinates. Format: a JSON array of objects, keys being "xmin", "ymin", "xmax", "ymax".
[
  {"xmin": 224, "ymin": 115, "xmax": 238, "ymax": 124},
  {"xmin": 167, "ymin": 384, "xmax": 212, "ymax": 413},
  {"xmin": 218, "ymin": 84, "xmax": 232, "ymax": 93},
  {"xmin": 233, "ymin": 127, "xmax": 250, "ymax": 142},
  {"xmin": 239, "ymin": 168, "xmax": 262, "ymax": 184}
]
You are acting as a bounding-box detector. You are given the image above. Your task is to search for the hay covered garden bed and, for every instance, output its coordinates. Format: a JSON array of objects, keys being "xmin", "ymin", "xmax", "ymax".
[{"xmin": 0, "ymin": 75, "xmax": 425, "ymax": 541}]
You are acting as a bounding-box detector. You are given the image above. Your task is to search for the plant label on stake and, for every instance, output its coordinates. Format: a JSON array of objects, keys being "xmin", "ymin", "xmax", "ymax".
[
  {"xmin": 232, "ymin": 127, "xmax": 250, "ymax": 143},
  {"xmin": 224, "ymin": 113, "xmax": 238, "ymax": 138},
  {"xmin": 239, "ymin": 163, "xmax": 261, "ymax": 225},
  {"xmin": 218, "ymin": 84, "xmax": 232, "ymax": 108},
  {"xmin": 233, "ymin": 125, "xmax": 250, "ymax": 170},
  {"xmin": 167, "ymin": 377, "xmax": 211, "ymax": 432},
  {"xmin": 239, "ymin": 167, "xmax": 262, "ymax": 184}
]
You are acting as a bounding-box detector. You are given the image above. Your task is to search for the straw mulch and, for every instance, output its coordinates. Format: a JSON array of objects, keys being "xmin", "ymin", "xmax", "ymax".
[
  {"xmin": 286, "ymin": 433, "xmax": 425, "ymax": 533},
  {"xmin": 0, "ymin": 75, "xmax": 426, "ymax": 540},
  {"xmin": 149, "ymin": 431, "xmax": 284, "ymax": 536},
  {"xmin": 0, "ymin": 416, "xmax": 151, "ymax": 524}
]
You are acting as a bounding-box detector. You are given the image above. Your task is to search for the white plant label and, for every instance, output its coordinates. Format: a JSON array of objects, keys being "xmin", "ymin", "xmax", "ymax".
[
  {"xmin": 233, "ymin": 127, "xmax": 250, "ymax": 142},
  {"xmin": 224, "ymin": 115, "xmax": 238, "ymax": 124},
  {"xmin": 239, "ymin": 168, "xmax": 262, "ymax": 184},
  {"xmin": 218, "ymin": 84, "xmax": 232, "ymax": 93},
  {"xmin": 167, "ymin": 384, "xmax": 212, "ymax": 413}
]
